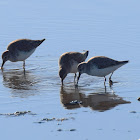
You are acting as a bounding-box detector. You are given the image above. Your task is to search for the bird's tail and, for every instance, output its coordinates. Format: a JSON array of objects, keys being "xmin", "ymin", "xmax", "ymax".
[
  {"xmin": 35, "ymin": 38, "xmax": 46, "ymax": 47},
  {"xmin": 120, "ymin": 60, "xmax": 129, "ymax": 65},
  {"xmin": 41, "ymin": 38, "xmax": 45, "ymax": 43},
  {"xmin": 83, "ymin": 50, "xmax": 89, "ymax": 59}
]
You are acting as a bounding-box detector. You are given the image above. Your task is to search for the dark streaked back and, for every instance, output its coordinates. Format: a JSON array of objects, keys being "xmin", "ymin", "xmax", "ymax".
[
  {"xmin": 7, "ymin": 39, "xmax": 45, "ymax": 52},
  {"xmin": 59, "ymin": 51, "xmax": 88, "ymax": 67},
  {"xmin": 87, "ymin": 56, "xmax": 121, "ymax": 69}
]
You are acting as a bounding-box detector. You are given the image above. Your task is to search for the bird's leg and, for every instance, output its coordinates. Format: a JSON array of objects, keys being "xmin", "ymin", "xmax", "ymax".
[
  {"xmin": 109, "ymin": 72, "xmax": 113, "ymax": 86},
  {"xmin": 23, "ymin": 61, "xmax": 25, "ymax": 69},
  {"xmin": 109, "ymin": 72, "xmax": 113, "ymax": 81},
  {"xmin": 23, "ymin": 68, "xmax": 26, "ymax": 76},
  {"xmin": 104, "ymin": 76, "xmax": 106, "ymax": 86},
  {"xmin": 76, "ymin": 72, "xmax": 81, "ymax": 85},
  {"xmin": 104, "ymin": 76, "xmax": 106, "ymax": 82},
  {"xmin": 104, "ymin": 84, "xmax": 107, "ymax": 93},
  {"xmin": 61, "ymin": 79, "xmax": 64, "ymax": 86},
  {"xmin": 74, "ymin": 73, "xmax": 77, "ymax": 83}
]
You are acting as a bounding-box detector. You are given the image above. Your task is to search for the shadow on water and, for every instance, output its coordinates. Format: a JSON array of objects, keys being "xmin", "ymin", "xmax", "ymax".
[
  {"xmin": 1, "ymin": 69, "xmax": 39, "ymax": 97},
  {"xmin": 60, "ymin": 86, "xmax": 131, "ymax": 112}
]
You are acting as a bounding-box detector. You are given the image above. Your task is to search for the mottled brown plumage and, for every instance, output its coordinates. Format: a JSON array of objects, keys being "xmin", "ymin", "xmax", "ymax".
[
  {"xmin": 7, "ymin": 39, "xmax": 45, "ymax": 52},
  {"xmin": 1, "ymin": 39, "xmax": 45, "ymax": 68},
  {"xmin": 87, "ymin": 56, "xmax": 128, "ymax": 69},
  {"xmin": 59, "ymin": 51, "xmax": 89, "ymax": 85},
  {"xmin": 77, "ymin": 56, "xmax": 129, "ymax": 85}
]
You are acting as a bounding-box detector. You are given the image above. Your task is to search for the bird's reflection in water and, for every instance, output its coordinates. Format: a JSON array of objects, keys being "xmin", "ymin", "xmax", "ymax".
[
  {"xmin": 60, "ymin": 86, "xmax": 131, "ymax": 111},
  {"xmin": 2, "ymin": 69, "xmax": 38, "ymax": 97}
]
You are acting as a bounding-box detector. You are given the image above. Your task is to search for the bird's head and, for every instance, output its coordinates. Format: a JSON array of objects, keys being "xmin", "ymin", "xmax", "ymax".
[
  {"xmin": 77, "ymin": 62, "xmax": 87, "ymax": 85},
  {"xmin": 77, "ymin": 62, "xmax": 87, "ymax": 74},
  {"xmin": 59, "ymin": 68, "xmax": 67, "ymax": 85},
  {"xmin": 1, "ymin": 50, "xmax": 10, "ymax": 68}
]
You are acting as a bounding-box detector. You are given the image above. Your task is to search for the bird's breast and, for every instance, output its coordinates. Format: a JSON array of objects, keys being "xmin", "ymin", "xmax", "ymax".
[
  {"xmin": 15, "ymin": 49, "xmax": 36, "ymax": 61},
  {"xmin": 70, "ymin": 61, "xmax": 78, "ymax": 73},
  {"xmin": 87, "ymin": 64, "xmax": 124, "ymax": 77}
]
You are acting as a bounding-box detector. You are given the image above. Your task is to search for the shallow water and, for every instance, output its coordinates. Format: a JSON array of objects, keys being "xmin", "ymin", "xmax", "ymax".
[{"xmin": 0, "ymin": 0, "xmax": 140, "ymax": 140}]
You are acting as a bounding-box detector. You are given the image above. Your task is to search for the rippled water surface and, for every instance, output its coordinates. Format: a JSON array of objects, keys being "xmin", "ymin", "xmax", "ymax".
[{"xmin": 0, "ymin": 0, "xmax": 140, "ymax": 140}]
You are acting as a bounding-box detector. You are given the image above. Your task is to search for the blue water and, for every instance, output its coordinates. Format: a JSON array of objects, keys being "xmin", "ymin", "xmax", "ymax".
[{"xmin": 0, "ymin": 0, "xmax": 140, "ymax": 140}]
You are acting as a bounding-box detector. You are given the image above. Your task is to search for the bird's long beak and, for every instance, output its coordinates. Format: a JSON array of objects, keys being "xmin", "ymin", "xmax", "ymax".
[
  {"xmin": 1, "ymin": 60, "xmax": 5, "ymax": 68},
  {"xmin": 77, "ymin": 72, "xmax": 81, "ymax": 85}
]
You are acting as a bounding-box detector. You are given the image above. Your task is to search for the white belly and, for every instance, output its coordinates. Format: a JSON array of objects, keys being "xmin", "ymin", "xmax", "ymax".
[
  {"xmin": 70, "ymin": 61, "xmax": 78, "ymax": 73},
  {"xmin": 16, "ymin": 49, "xmax": 36, "ymax": 61},
  {"xmin": 87, "ymin": 64, "xmax": 124, "ymax": 77}
]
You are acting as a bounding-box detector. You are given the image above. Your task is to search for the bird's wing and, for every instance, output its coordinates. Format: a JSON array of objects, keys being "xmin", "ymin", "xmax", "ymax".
[
  {"xmin": 7, "ymin": 39, "xmax": 43, "ymax": 52},
  {"xmin": 88, "ymin": 56, "xmax": 120, "ymax": 69}
]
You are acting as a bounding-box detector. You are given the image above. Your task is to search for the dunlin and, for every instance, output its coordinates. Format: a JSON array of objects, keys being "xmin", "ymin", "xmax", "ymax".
[
  {"xmin": 1, "ymin": 39, "xmax": 45, "ymax": 69},
  {"xmin": 77, "ymin": 56, "xmax": 128, "ymax": 85},
  {"xmin": 59, "ymin": 51, "xmax": 89, "ymax": 85}
]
